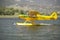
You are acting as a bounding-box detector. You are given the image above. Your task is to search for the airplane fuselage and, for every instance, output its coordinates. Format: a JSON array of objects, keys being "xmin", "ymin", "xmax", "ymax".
[{"xmin": 19, "ymin": 12, "xmax": 57, "ymax": 21}]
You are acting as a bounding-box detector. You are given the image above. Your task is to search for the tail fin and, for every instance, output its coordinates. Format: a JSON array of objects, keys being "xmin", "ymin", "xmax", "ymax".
[{"xmin": 51, "ymin": 12, "xmax": 57, "ymax": 20}]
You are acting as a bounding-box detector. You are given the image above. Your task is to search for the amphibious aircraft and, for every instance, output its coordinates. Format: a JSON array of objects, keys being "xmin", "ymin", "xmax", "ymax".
[{"xmin": 17, "ymin": 10, "xmax": 58, "ymax": 25}]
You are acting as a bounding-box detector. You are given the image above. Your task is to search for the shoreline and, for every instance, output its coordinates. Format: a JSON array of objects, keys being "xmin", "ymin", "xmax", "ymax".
[
  {"xmin": 0, "ymin": 15, "xmax": 18, "ymax": 18},
  {"xmin": 0, "ymin": 15, "xmax": 60, "ymax": 18}
]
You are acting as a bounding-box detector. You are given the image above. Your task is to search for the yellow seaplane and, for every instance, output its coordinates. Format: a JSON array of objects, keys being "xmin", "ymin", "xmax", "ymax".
[{"xmin": 16, "ymin": 10, "xmax": 58, "ymax": 26}]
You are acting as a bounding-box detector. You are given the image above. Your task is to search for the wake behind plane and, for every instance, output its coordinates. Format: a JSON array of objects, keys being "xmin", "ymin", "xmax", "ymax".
[{"xmin": 17, "ymin": 10, "xmax": 58, "ymax": 26}]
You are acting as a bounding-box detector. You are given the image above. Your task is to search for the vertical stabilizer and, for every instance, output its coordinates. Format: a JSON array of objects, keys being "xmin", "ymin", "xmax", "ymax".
[{"xmin": 51, "ymin": 12, "xmax": 57, "ymax": 20}]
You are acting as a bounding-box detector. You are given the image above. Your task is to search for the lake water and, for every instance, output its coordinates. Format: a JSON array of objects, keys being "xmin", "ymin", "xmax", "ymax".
[{"xmin": 0, "ymin": 17, "xmax": 60, "ymax": 40}]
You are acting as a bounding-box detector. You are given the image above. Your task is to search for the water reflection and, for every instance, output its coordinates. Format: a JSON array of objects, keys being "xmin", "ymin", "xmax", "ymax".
[{"xmin": 26, "ymin": 25, "xmax": 43, "ymax": 31}]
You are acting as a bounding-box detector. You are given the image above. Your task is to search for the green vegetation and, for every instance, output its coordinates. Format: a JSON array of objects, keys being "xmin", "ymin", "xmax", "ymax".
[
  {"xmin": 0, "ymin": 7, "xmax": 60, "ymax": 17},
  {"xmin": 0, "ymin": 7, "xmax": 25, "ymax": 15}
]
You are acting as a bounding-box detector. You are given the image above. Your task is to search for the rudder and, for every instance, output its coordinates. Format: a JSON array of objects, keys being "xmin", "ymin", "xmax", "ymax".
[{"xmin": 51, "ymin": 12, "xmax": 57, "ymax": 20}]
